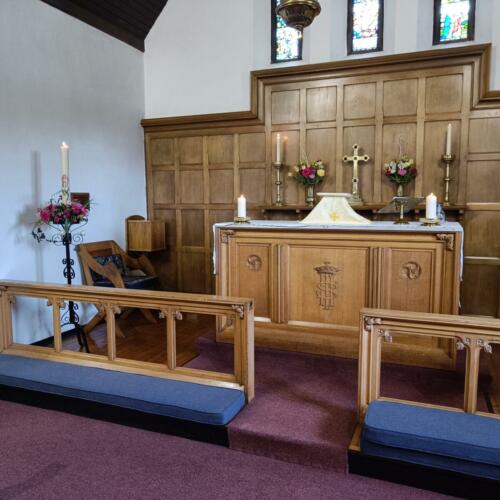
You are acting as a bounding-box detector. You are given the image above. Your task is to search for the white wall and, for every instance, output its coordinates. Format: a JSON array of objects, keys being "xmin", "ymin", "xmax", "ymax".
[
  {"xmin": 144, "ymin": 0, "xmax": 500, "ymax": 118},
  {"xmin": 0, "ymin": 0, "xmax": 146, "ymax": 341}
]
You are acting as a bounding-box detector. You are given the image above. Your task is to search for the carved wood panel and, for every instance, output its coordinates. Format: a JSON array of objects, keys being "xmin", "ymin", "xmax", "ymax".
[{"xmin": 144, "ymin": 46, "xmax": 500, "ymax": 314}]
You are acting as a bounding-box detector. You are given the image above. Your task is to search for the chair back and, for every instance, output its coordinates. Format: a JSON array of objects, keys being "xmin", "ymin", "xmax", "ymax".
[{"xmin": 76, "ymin": 240, "xmax": 127, "ymax": 287}]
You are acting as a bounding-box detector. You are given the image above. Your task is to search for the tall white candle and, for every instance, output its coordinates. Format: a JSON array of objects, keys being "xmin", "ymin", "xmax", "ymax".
[
  {"xmin": 237, "ymin": 195, "xmax": 247, "ymax": 218},
  {"xmin": 426, "ymin": 193, "xmax": 437, "ymax": 220},
  {"xmin": 276, "ymin": 133, "xmax": 281, "ymax": 163},
  {"xmin": 445, "ymin": 124, "xmax": 452, "ymax": 156},
  {"xmin": 60, "ymin": 142, "xmax": 70, "ymax": 203}
]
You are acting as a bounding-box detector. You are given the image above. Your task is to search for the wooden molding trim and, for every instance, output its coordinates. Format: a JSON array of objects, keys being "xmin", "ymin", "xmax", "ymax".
[{"xmin": 141, "ymin": 43, "xmax": 499, "ymax": 131}]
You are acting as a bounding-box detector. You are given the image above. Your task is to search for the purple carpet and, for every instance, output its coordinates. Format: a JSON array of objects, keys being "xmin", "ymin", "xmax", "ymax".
[
  {"xmin": 187, "ymin": 338, "xmax": 490, "ymax": 471},
  {"xmin": 0, "ymin": 400, "xmax": 449, "ymax": 499}
]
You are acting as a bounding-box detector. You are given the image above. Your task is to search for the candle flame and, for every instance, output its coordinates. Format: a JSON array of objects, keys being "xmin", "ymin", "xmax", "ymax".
[{"xmin": 61, "ymin": 142, "xmax": 69, "ymax": 148}]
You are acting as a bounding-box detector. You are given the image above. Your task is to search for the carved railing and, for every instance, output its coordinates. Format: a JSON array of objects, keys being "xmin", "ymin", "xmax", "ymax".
[
  {"xmin": 0, "ymin": 280, "xmax": 254, "ymax": 401},
  {"xmin": 358, "ymin": 309, "xmax": 500, "ymax": 421}
]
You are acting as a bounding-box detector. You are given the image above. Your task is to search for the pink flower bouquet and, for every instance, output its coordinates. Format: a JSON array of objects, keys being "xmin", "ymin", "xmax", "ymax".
[
  {"xmin": 384, "ymin": 155, "xmax": 417, "ymax": 185},
  {"xmin": 289, "ymin": 159, "xmax": 326, "ymax": 186},
  {"xmin": 32, "ymin": 195, "xmax": 90, "ymax": 242}
]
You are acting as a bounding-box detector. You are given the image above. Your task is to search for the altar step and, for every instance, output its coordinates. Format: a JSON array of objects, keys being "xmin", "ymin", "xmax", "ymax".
[{"xmin": 187, "ymin": 337, "xmax": 493, "ymax": 471}]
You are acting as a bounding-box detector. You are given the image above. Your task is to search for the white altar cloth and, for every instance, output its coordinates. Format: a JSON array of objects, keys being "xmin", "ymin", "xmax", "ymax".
[
  {"xmin": 214, "ymin": 220, "xmax": 462, "ymax": 233},
  {"xmin": 213, "ymin": 220, "xmax": 463, "ymax": 275}
]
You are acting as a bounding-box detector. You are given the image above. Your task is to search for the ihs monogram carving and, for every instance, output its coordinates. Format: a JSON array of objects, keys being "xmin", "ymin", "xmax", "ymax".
[
  {"xmin": 400, "ymin": 261, "xmax": 422, "ymax": 280},
  {"xmin": 246, "ymin": 255, "xmax": 262, "ymax": 272},
  {"xmin": 314, "ymin": 262, "xmax": 340, "ymax": 310}
]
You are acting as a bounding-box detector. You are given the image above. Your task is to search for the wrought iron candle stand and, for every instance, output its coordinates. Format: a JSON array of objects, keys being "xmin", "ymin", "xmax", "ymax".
[
  {"xmin": 441, "ymin": 153, "xmax": 455, "ymax": 205},
  {"xmin": 58, "ymin": 230, "xmax": 89, "ymax": 352},
  {"xmin": 273, "ymin": 161, "xmax": 283, "ymax": 206}
]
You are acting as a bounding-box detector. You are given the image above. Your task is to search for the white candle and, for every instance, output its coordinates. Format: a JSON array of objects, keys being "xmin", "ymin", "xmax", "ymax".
[
  {"xmin": 237, "ymin": 195, "xmax": 246, "ymax": 218},
  {"xmin": 276, "ymin": 133, "xmax": 281, "ymax": 163},
  {"xmin": 61, "ymin": 142, "xmax": 70, "ymax": 203},
  {"xmin": 445, "ymin": 124, "xmax": 452, "ymax": 156},
  {"xmin": 426, "ymin": 193, "xmax": 437, "ymax": 220}
]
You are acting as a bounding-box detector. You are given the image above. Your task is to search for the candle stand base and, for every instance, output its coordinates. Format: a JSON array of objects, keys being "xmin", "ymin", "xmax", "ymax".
[
  {"xmin": 420, "ymin": 218, "xmax": 441, "ymax": 226},
  {"xmin": 234, "ymin": 217, "xmax": 251, "ymax": 224}
]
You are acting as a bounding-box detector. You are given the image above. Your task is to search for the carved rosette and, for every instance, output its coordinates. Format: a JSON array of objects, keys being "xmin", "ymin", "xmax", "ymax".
[
  {"xmin": 246, "ymin": 255, "xmax": 262, "ymax": 272},
  {"xmin": 400, "ymin": 261, "xmax": 422, "ymax": 280},
  {"xmin": 314, "ymin": 262, "xmax": 340, "ymax": 310}
]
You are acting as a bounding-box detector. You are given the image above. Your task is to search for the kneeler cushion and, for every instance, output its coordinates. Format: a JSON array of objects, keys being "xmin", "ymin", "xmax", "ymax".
[
  {"xmin": 0, "ymin": 355, "xmax": 245, "ymax": 426},
  {"xmin": 361, "ymin": 401, "xmax": 500, "ymax": 480}
]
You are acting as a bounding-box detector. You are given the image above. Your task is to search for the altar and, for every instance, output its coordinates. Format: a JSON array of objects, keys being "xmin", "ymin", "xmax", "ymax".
[{"xmin": 214, "ymin": 220, "xmax": 463, "ymax": 368}]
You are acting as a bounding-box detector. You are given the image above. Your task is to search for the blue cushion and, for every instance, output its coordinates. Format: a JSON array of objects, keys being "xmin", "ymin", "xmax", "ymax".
[
  {"xmin": 361, "ymin": 401, "xmax": 500, "ymax": 480},
  {"xmin": 94, "ymin": 275, "xmax": 159, "ymax": 290},
  {"xmin": 0, "ymin": 355, "xmax": 245, "ymax": 426},
  {"xmin": 90, "ymin": 254, "xmax": 126, "ymax": 282}
]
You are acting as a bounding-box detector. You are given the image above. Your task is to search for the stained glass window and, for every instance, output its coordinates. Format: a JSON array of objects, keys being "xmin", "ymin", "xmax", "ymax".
[
  {"xmin": 433, "ymin": 0, "xmax": 475, "ymax": 44},
  {"xmin": 348, "ymin": 0, "xmax": 384, "ymax": 55},
  {"xmin": 271, "ymin": 0, "xmax": 302, "ymax": 63}
]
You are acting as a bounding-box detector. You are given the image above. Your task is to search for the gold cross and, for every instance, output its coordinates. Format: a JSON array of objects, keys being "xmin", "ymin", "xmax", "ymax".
[{"xmin": 343, "ymin": 144, "xmax": 370, "ymax": 205}]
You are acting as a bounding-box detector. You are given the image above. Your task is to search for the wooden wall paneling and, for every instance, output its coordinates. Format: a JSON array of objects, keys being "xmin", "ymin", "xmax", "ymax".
[
  {"xmin": 142, "ymin": 45, "xmax": 500, "ymax": 305},
  {"xmin": 461, "ymin": 263, "xmax": 500, "ymax": 317},
  {"xmin": 280, "ymin": 130, "xmax": 301, "ymax": 205},
  {"xmin": 422, "ymin": 120, "xmax": 461, "ymax": 201},
  {"xmin": 305, "ymin": 128, "xmax": 337, "ymax": 192},
  {"xmin": 306, "ymin": 86, "xmax": 337, "ymax": 123},
  {"xmin": 383, "ymin": 78, "xmax": 418, "ymax": 117},
  {"xmin": 344, "ymin": 82, "xmax": 377, "ymax": 120},
  {"xmin": 271, "ymin": 89, "xmax": 300, "ymax": 125},
  {"xmin": 464, "ymin": 211, "xmax": 500, "ymax": 257},
  {"xmin": 381, "ymin": 123, "xmax": 418, "ymax": 200}
]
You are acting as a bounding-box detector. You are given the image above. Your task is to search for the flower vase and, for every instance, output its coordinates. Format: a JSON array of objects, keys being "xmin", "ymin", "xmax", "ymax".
[
  {"xmin": 306, "ymin": 184, "xmax": 315, "ymax": 207},
  {"xmin": 396, "ymin": 184, "xmax": 404, "ymax": 197}
]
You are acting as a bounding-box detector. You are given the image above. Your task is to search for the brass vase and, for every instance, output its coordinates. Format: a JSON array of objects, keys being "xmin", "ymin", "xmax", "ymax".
[
  {"xmin": 306, "ymin": 184, "xmax": 315, "ymax": 207},
  {"xmin": 396, "ymin": 183, "xmax": 404, "ymax": 197}
]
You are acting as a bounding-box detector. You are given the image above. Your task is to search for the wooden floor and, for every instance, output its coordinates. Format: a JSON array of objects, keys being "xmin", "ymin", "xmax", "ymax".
[{"xmin": 62, "ymin": 311, "xmax": 215, "ymax": 367}]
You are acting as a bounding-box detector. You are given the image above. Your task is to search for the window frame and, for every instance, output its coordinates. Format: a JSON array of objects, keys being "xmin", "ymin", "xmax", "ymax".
[
  {"xmin": 347, "ymin": 0, "xmax": 384, "ymax": 56},
  {"xmin": 271, "ymin": 0, "xmax": 303, "ymax": 64},
  {"xmin": 433, "ymin": 0, "xmax": 476, "ymax": 45}
]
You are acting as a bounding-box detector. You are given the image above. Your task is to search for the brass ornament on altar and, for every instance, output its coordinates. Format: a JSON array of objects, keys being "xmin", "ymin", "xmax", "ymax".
[
  {"xmin": 441, "ymin": 153, "xmax": 455, "ymax": 205},
  {"xmin": 276, "ymin": 0, "xmax": 322, "ymax": 31}
]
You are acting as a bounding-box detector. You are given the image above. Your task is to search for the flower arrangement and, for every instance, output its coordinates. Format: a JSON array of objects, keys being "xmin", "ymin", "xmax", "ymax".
[
  {"xmin": 384, "ymin": 155, "xmax": 417, "ymax": 185},
  {"xmin": 289, "ymin": 159, "xmax": 326, "ymax": 185},
  {"xmin": 32, "ymin": 194, "xmax": 90, "ymax": 242}
]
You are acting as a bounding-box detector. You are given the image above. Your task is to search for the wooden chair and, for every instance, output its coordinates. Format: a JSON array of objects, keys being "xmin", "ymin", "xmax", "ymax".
[{"xmin": 76, "ymin": 240, "xmax": 159, "ymax": 337}]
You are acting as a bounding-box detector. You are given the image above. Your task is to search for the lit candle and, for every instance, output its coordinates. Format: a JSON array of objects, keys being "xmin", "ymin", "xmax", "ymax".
[
  {"xmin": 61, "ymin": 142, "xmax": 70, "ymax": 203},
  {"xmin": 426, "ymin": 193, "xmax": 437, "ymax": 220},
  {"xmin": 276, "ymin": 133, "xmax": 281, "ymax": 163},
  {"xmin": 445, "ymin": 124, "xmax": 452, "ymax": 156},
  {"xmin": 237, "ymin": 195, "xmax": 246, "ymax": 218}
]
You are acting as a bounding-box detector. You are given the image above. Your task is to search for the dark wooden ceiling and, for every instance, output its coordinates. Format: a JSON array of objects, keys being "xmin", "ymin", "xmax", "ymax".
[{"xmin": 41, "ymin": 0, "xmax": 168, "ymax": 51}]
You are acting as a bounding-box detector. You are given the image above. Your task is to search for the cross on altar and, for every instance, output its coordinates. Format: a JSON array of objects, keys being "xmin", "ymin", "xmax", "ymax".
[{"xmin": 343, "ymin": 144, "xmax": 370, "ymax": 205}]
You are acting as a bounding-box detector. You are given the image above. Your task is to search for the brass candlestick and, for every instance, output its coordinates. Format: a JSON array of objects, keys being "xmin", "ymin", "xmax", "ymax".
[
  {"xmin": 273, "ymin": 161, "xmax": 283, "ymax": 206},
  {"xmin": 441, "ymin": 154, "xmax": 455, "ymax": 205},
  {"xmin": 393, "ymin": 197, "xmax": 410, "ymax": 225}
]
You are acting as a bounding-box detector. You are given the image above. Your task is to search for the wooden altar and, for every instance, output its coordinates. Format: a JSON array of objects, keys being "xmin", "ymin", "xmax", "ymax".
[{"xmin": 214, "ymin": 221, "xmax": 462, "ymax": 368}]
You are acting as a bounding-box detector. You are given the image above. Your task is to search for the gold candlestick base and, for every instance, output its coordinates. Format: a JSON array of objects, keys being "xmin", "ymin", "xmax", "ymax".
[
  {"xmin": 420, "ymin": 217, "xmax": 441, "ymax": 226},
  {"xmin": 234, "ymin": 216, "xmax": 251, "ymax": 224},
  {"xmin": 273, "ymin": 161, "xmax": 283, "ymax": 207},
  {"xmin": 441, "ymin": 153, "xmax": 455, "ymax": 205}
]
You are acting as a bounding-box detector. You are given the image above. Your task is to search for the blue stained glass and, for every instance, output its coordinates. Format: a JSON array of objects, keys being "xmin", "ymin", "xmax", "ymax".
[
  {"xmin": 273, "ymin": 0, "xmax": 302, "ymax": 62},
  {"xmin": 351, "ymin": 0, "xmax": 382, "ymax": 53},
  {"xmin": 438, "ymin": 0, "xmax": 472, "ymax": 42}
]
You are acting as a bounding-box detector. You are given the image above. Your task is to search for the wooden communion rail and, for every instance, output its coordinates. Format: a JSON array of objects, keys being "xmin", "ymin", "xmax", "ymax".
[
  {"xmin": 351, "ymin": 308, "xmax": 500, "ymax": 450},
  {"xmin": 0, "ymin": 280, "xmax": 255, "ymax": 401}
]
